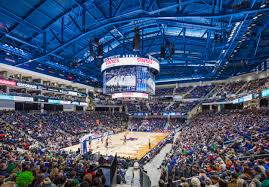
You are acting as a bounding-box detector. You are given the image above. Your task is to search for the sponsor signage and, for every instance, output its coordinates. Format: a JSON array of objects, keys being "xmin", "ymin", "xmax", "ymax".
[
  {"xmin": 48, "ymin": 99, "xmax": 71, "ymax": 105},
  {"xmin": 262, "ymin": 89, "xmax": 269, "ymax": 97},
  {"xmin": 16, "ymin": 82, "xmax": 38, "ymax": 89},
  {"xmin": 14, "ymin": 96, "xmax": 33, "ymax": 102},
  {"xmin": 59, "ymin": 90, "xmax": 68, "ymax": 94},
  {"xmin": 60, "ymin": 100, "xmax": 71, "ymax": 105},
  {"xmin": 102, "ymin": 56, "xmax": 160, "ymax": 72},
  {"xmin": 0, "ymin": 94, "xmax": 33, "ymax": 102},
  {"xmin": 0, "ymin": 79, "xmax": 16, "ymax": 87},
  {"xmin": 232, "ymin": 98, "xmax": 239, "ymax": 104},
  {"xmin": 48, "ymin": 99, "xmax": 61, "ymax": 104},
  {"xmin": 0, "ymin": 94, "xmax": 14, "ymax": 100},
  {"xmin": 68, "ymin": 91, "xmax": 78, "ymax": 96},
  {"xmin": 233, "ymin": 94, "xmax": 253, "ymax": 104},
  {"xmin": 48, "ymin": 88, "xmax": 59, "ymax": 92},
  {"xmin": 34, "ymin": 97, "xmax": 47, "ymax": 102},
  {"xmin": 243, "ymin": 94, "xmax": 253, "ymax": 102},
  {"xmin": 79, "ymin": 93, "xmax": 87, "ymax": 97},
  {"xmin": 71, "ymin": 101, "xmax": 79, "ymax": 105},
  {"xmin": 112, "ymin": 92, "xmax": 149, "ymax": 99},
  {"xmin": 79, "ymin": 102, "xmax": 88, "ymax": 106}
]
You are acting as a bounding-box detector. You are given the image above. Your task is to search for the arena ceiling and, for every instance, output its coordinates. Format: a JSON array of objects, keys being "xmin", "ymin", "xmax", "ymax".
[{"xmin": 0, "ymin": 0, "xmax": 269, "ymax": 86}]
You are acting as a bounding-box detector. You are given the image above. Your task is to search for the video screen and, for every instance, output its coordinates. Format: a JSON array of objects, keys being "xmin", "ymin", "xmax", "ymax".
[{"xmin": 103, "ymin": 66, "xmax": 155, "ymax": 94}]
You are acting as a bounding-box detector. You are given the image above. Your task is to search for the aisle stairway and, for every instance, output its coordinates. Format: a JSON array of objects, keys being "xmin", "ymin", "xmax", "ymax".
[
  {"xmin": 183, "ymin": 86, "xmax": 196, "ymax": 98},
  {"xmin": 165, "ymin": 102, "xmax": 175, "ymax": 110},
  {"xmin": 236, "ymin": 81, "xmax": 249, "ymax": 95},
  {"xmin": 143, "ymin": 143, "xmax": 172, "ymax": 186},
  {"xmin": 146, "ymin": 103, "xmax": 151, "ymax": 111},
  {"xmin": 164, "ymin": 122, "xmax": 170, "ymax": 130},
  {"xmin": 123, "ymin": 166, "xmax": 141, "ymax": 187}
]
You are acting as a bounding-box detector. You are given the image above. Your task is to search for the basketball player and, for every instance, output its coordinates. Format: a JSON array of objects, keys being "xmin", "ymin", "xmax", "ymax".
[
  {"xmin": 148, "ymin": 138, "xmax": 151, "ymax": 149},
  {"xmin": 123, "ymin": 134, "xmax": 127, "ymax": 144},
  {"xmin": 88, "ymin": 138, "xmax": 92, "ymax": 149},
  {"xmin": 105, "ymin": 137, "xmax": 109, "ymax": 149}
]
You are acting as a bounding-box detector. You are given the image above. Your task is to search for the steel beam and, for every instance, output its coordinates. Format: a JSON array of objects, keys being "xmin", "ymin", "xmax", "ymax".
[
  {"xmin": 50, "ymin": 29, "xmax": 62, "ymax": 44},
  {"xmin": 147, "ymin": 0, "xmax": 157, "ymax": 11},
  {"xmin": 183, "ymin": 28, "xmax": 186, "ymax": 57},
  {"xmin": 205, "ymin": 31, "xmax": 211, "ymax": 60},
  {"xmin": 254, "ymin": 33, "xmax": 261, "ymax": 56},
  {"xmin": 42, "ymin": 32, "xmax": 46, "ymax": 53},
  {"xmin": 82, "ymin": 7, "xmax": 86, "ymax": 32},
  {"xmin": 0, "ymin": 30, "xmax": 64, "ymax": 60},
  {"xmin": 145, "ymin": 7, "xmax": 269, "ymax": 18},
  {"xmin": 4, "ymin": 0, "xmax": 47, "ymax": 35},
  {"xmin": 68, "ymin": 15, "xmax": 82, "ymax": 32},
  {"xmin": 144, "ymin": 30, "xmax": 161, "ymax": 55},
  {"xmin": 61, "ymin": 17, "xmax": 64, "ymax": 43},
  {"xmin": 0, "ymin": 6, "xmax": 42, "ymax": 33},
  {"xmin": 26, "ymin": 0, "xmax": 88, "ymax": 41},
  {"xmin": 147, "ymin": 0, "xmax": 202, "ymax": 15},
  {"xmin": 256, "ymin": 17, "xmax": 269, "ymax": 36},
  {"xmin": 18, "ymin": 6, "xmax": 269, "ymax": 65},
  {"xmin": 93, "ymin": 1, "xmax": 107, "ymax": 18},
  {"xmin": 140, "ymin": 0, "xmax": 146, "ymax": 10},
  {"xmin": 113, "ymin": 0, "xmax": 125, "ymax": 16},
  {"xmin": 109, "ymin": 0, "xmax": 112, "ymax": 18},
  {"xmin": 0, "ymin": 30, "xmax": 38, "ymax": 49}
]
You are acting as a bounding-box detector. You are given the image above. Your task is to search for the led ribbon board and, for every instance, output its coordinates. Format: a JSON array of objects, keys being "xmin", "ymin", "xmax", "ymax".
[
  {"xmin": 112, "ymin": 92, "xmax": 149, "ymax": 99},
  {"xmin": 102, "ymin": 56, "xmax": 160, "ymax": 72}
]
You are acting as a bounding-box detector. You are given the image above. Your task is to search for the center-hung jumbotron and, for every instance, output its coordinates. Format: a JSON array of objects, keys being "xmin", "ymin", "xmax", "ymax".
[{"xmin": 102, "ymin": 55, "xmax": 160, "ymax": 99}]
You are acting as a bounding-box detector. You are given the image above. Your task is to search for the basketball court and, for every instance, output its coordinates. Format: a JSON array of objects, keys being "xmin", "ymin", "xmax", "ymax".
[{"xmin": 63, "ymin": 131, "xmax": 168, "ymax": 159}]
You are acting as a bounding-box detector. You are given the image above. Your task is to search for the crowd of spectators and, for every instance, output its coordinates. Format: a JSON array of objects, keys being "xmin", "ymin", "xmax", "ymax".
[
  {"xmin": 126, "ymin": 102, "xmax": 139, "ymax": 113},
  {"xmin": 239, "ymin": 77, "xmax": 269, "ymax": 95},
  {"xmin": 0, "ymin": 111, "xmax": 128, "ymax": 149},
  {"xmin": 149, "ymin": 102, "xmax": 169, "ymax": 113},
  {"xmin": 186, "ymin": 85, "xmax": 214, "ymax": 98},
  {"xmin": 175, "ymin": 86, "xmax": 193, "ymax": 95},
  {"xmin": 155, "ymin": 88, "xmax": 174, "ymax": 96},
  {"xmin": 169, "ymin": 118, "xmax": 185, "ymax": 130},
  {"xmin": 159, "ymin": 108, "xmax": 269, "ymax": 187},
  {"xmin": 126, "ymin": 101, "xmax": 199, "ymax": 115},
  {"xmin": 168, "ymin": 102, "xmax": 199, "ymax": 114},
  {"xmin": 221, "ymin": 81, "xmax": 245, "ymax": 96},
  {"xmin": 129, "ymin": 118, "xmax": 168, "ymax": 132},
  {"xmin": 0, "ymin": 111, "xmax": 130, "ymax": 186},
  {"xmin": 0, "ymin": 127, "xmax": 120, "ymax": 187}
]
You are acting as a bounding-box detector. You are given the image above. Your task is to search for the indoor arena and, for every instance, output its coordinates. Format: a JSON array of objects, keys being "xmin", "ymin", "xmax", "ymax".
[{"xmin": 0, "ymin": 1, "xmax": 269, "ymax": 187}]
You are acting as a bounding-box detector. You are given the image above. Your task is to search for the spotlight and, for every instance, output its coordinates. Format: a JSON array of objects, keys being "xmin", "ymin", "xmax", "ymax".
[
  {"xmin": 97, "ymin": 43, "xmax": 103, "ymax": 58},
  {"xmin": 89, "ymin": 42, "xmax": 94, "ymax": 57},
  {"xmin": 160, "ymin": 46, "xmax": 165, "ymax": 60},
  {"xmin": 93, "ymin": 38, "xmax": 99, "ymax": 47},
  {"xmin": 133, "ymin": 27, "xmax": 140, "ymax": 51},
  {"xmin": 170, "ymin": 44, "xmax": 175, "ymax": 58}
]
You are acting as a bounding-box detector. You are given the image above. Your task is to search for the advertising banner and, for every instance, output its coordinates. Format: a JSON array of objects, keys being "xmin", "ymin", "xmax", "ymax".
[
  {"xmin": 102, "ymin": 56, "xmax": 160, "ymax": 72},
  {"xmin": 0, "ymin": 79, "xmax": 16, "ymax": 87},
  {"xmin": 16, "ymin": 82, "xmax": 38, "ymax": 89}
]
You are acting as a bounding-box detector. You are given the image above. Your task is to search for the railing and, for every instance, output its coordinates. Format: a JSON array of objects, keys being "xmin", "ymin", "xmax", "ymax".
[
  {"xmin": 92, "ymin": 155, "xmax": 118, "ymax": 187},
  {"xmin": 110, "ymin": 154, "xmax": 118, "ymax": 182},
  {"xmin": 139, "ymin": 166, "xmax": 151, "ymax": 187}
]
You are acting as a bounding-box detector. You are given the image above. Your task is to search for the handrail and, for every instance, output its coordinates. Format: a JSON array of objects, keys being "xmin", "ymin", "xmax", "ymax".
[{"xmin": 238, "ymin": 153, "xmax": 269, "ymax": 160}]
